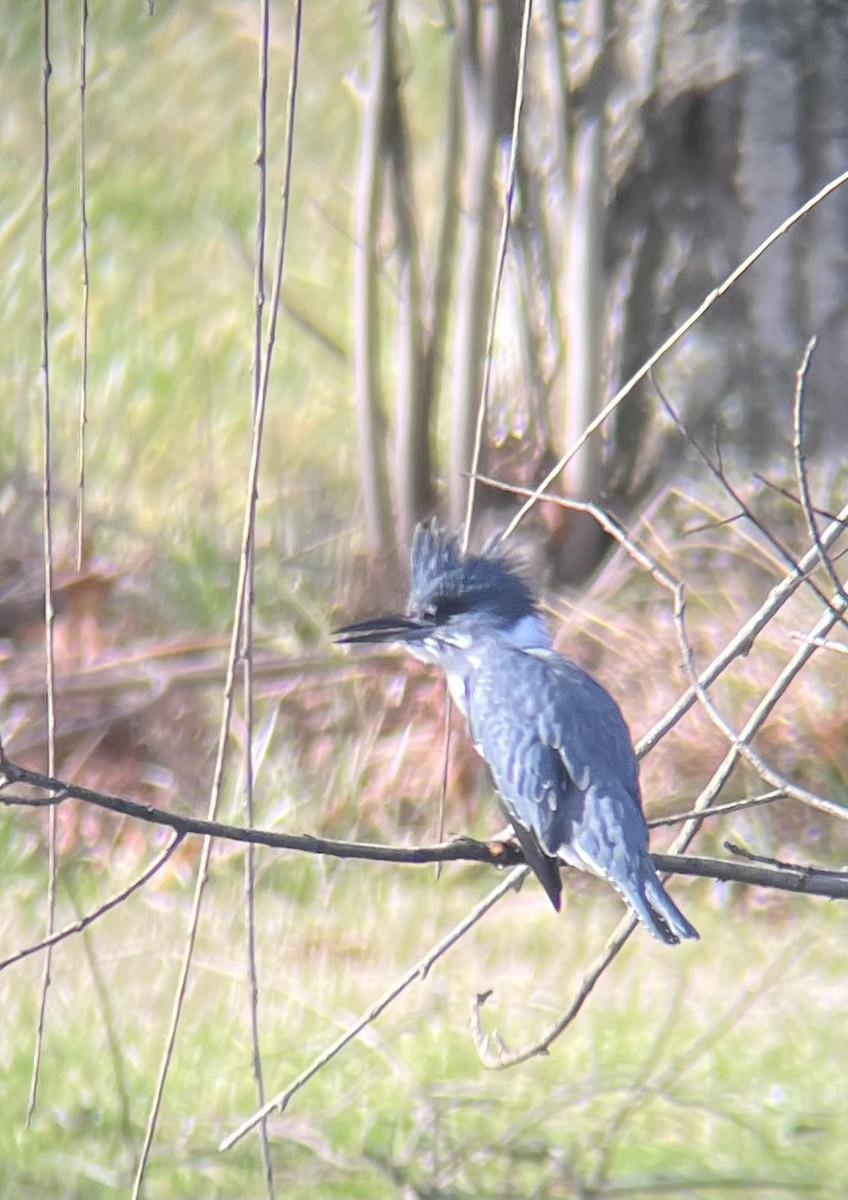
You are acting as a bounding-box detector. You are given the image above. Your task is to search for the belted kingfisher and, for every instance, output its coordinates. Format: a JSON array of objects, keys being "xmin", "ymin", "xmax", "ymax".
[{"xmin": 335, "ymin": 519, "xmax": 698, "ymax": 945}]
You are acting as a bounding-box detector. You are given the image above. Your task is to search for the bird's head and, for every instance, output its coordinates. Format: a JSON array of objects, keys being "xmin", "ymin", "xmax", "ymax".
[{"xmin": 334, "ymin": 519, "xmax": 550, "ymax": 661}]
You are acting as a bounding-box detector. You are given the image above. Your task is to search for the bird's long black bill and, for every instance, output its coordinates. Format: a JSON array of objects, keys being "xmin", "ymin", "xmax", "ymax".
[{"xmin": 333, "ymin": 614, "xmax": 434, "ymax": 646}]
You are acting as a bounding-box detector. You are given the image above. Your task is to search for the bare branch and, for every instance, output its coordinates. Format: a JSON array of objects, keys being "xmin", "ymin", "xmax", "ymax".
[
  {"xmin": 792, "ymin": 335, "xmax": 847, "ymax": 605},
  {"xmin": 752, "ymin": 472, "xmax": 842, "ymax": 525},
  {"xmin": 655, "ymin": 376, "xmax": 845, "ymax": 623},
  {"xmin": 76, "ymin": 0, "xmax": 90, "ymax": 570},
  {"xmin": 471, "ymin": 918, "xmax": 638, "ymax": 1068},
  {"xmin": 353, "ymin": 0, "xmax": 395, "ymax": 555},
  {"xmin": 247, "ymin": 0, "xmax": 276, "ymax": 1190},
  {"xmin": 0, "ymin": 834, "xmax": 184, "ymax": 973},
  {"xmin": 462, "ymin": 0, "xmax": 533, "ymax": 545},
  {"xmin": 672, "ymin": 584, "xmax": 848, "ymax": 827},
  {"xmin": 219, "ymin": 866, "xmax": 527, "ymax": 1152},
  {"xmin": 2, "ymin": 753, "xmax": 845, "ymax": 898},
  {"xmin": 31, "ymin": 0, "xmax": 57, "ymax": 1128},
  {"xmin": 791, "ymin": 634, "xmax": 848, "ymax": 656},
  {"xmin": 647, "ymin": 789, "xmax": 787, "ymax": 828},
  {"xmin": 653, "ymin": 850, "xmax": 848, "ymax": 897},
  {"xmin": 499, "ymin": 168, "xmax": 848, "ymax": 543},
  {"xmin": 476, "ymin": 474, "xmax": 681, "ymax": 589},
  {"xmin": 0, "ymin": 748, "xmax": 518, "ymax": 866},
  {"xmin": 131, "ymin": 5, "xmax": 304, "ymax": 1195}
]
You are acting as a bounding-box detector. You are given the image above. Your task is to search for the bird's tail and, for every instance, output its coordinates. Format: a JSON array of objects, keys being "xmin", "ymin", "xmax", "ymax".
[{"xmin": 624, "ymin": 859, "xmax": 699, "ymax": 946}]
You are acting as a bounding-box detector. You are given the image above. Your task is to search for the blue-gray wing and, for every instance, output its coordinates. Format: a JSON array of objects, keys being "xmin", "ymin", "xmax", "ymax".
[
  {"xmin": 468, "ymin": 646, "xmax": 641, "ymax": 842},
  {"xmin": 468, "ymin": 645, "xmax": 698, "ymax": 944}
]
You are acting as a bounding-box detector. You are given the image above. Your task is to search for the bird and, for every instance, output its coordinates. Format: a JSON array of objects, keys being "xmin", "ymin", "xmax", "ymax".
[{"xmin": 334, "ymin": 519, "xmax": 699, "ymax": 945}]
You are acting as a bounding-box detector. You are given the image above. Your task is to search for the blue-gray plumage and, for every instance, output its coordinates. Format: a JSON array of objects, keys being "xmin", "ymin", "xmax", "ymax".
[{"xmin": 335, "ymin": 519, "xmax": 698, "ymax": 945}]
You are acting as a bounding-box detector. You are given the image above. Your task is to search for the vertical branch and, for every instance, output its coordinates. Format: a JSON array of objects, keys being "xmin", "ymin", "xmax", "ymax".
[
  {"xmin": 463, "ymin": 0, "xmax": 533, "ymax": 546},
  {"xmin": 792, "ymin": 335, "xmax": 846, "ymax": 604},
  {"xmin": 385, "ymin": 10, "xmax": 433, "ymax": 549},
  {"xmin": 499, "ymin": 169, "xmax": 848, "ymax": 545},
  {"xmin": 354, "ymin": 0, "xmax": 394, "ymax": 559},
  {"xmin": 131, "ymin": 4, "xmax": 303, "ymax": 1195},
  {"xmin": 76, "ymin": 0, "xmax": 90, "ymax": 570},
  {"xmin": 244, "ymin": 0, "xmax": 275, "ymax": 1194},
  {"xmin": 559, "ymin": 0, "xmax": 608, "ymax": 573},
  {"xmin": 419, "ymin": 29, "xmax": 461, "ymax": 485},
  {"xmin": 63, "ymin": 881, "xmax": 135, "ymax": 1147},
  {"xmin": 28, "ymin": 0, "xmax": 56, "ymax": 1129},
  {"xmin": 448, "ymin": 0, "xmax": 501, "ymax": 528},
  {"xmin": 251, "ymin": 6, "xmax": 269, "ymax": 423},
  {"xmin": 542, "ymin": 0, "xmax": 569, "ymax": 223}
]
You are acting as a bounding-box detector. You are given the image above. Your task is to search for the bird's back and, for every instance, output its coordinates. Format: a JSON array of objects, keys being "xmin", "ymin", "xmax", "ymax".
[
  {"xmin": 464, "ymin": 639, "xmax": 643, "ymax": 828},
  {"xmin": 458, "ymin": 638, "xmax": 697, "ymax": 944}
]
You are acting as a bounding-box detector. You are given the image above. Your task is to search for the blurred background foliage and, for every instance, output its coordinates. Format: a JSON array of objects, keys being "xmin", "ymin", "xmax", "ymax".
[{"xmin": 1, "ymin": 1, "xmax": 847, "ymax": 1198}]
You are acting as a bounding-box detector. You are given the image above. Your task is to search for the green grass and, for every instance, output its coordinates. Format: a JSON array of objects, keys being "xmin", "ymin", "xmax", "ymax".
[
  {"xmin": 0, "ymin": 0, "xmax": 363, "ymax": 626},
  {"xmin": 2, "ymin": 847, "xmax": 846, "ymax": 1198}
]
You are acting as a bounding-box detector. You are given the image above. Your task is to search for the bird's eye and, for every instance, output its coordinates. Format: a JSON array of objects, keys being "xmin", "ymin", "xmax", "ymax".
[
  {"xmin": 434, "ymin": 596, "xmax": 468, "ymax": 622},
  {"xmin": 417, "ymin": 595, "xmax": 468, "ymax": 623}
]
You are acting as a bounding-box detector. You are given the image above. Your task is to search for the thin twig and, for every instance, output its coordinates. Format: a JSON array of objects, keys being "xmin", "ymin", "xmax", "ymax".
[
  {"xmin": 63, "ymin": 878, "xmax": 137, "ymax": 1149},
  {"xmin": 219, "ymin": 866, "xmax": 528, "ymax": 1152},
  {"xmin": 29, "ymin": 0, "xmax": 56, "ymax": 1128},
  {"xmin": 449, "ymin": 0, "xmax": 530, "ymax": 913},
  {"xmin": 647, "ymin": 789, "xmax": 787, "ymax": 829},
  {"xmin": 434, "ymin": 697, "xmax": 452, "ymax": 882},
  {"xmin": 0, "ymin": 789, "xmax": 69, "ymax": 808},
  {"xmin": 792, "ymin": 335, "xmax": 847, "ymax": 605},
  {"xmin": 475, "ymin": 475, "xmax": 681, "ymax": 589},
  {"xmin": 76, "ymin": 0, "xmax": 90, "ymax": 570},
  {"xmin": 752, "ymin": 473, "xmax": 841, "ymax": 525},
  {"xmin": 246, "ymin": 1, "xmax": 275, "ymax": 1191},
  {"xmin": 725, "ymin": 840, "xmax": 826, "ymax": 872},
  {"xmin": 131, "ymin": 6, "xmax": 303, "ymax": 1195},
  {"xmin": 0, "ymin": 833, "xmax": 184, "ymax": 972},
  {"xmin": 791, "ymin": 634, "xmax": 848, "ymax": 656},
  {"xmin": 655, "ymin": 378, "xmax": 843, "ymax": 622},
  {"xmin": 639, "ymin": 497, "xmax": 848, "ymax": 756},
  {"xmin": 471, "ymin": 917, "xmax": 638, "ymax": 1068},
  {"xmin": 672, "ymin": 585, "xmax": 848, "ymax": 834},
  {"xmin": 650, "ymin": 851, "xmax": 848, "ymax": 895},
  {"xmin": 462, "ymin": 0, "xmax": 533, "ymax": 551},
  {"xmin": 497, "ymin": 168, "xmax": 848, "ymax": 543}
]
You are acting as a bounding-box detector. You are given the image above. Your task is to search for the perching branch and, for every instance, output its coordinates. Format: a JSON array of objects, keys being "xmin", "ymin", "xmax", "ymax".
[
  {"xmin": 3, "ymin": 750, "xmax": 848, "ymax": 900},
  {"xmin": 465, "ymin": 468, "xmax": 847, "ymax": 1070}
]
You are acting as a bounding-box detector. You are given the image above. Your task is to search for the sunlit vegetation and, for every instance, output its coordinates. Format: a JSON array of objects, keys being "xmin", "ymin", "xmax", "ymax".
[{"xmin": 1, "ymin": 3, "xmax": 847, "ymax": 1199}]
